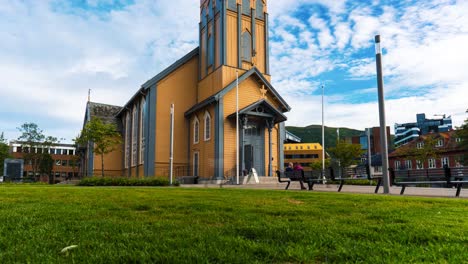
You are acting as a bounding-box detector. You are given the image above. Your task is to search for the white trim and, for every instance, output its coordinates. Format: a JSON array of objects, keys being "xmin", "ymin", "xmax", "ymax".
[
  {"xmin": 441, "ymin": 157, "xmax": 449, "ymax": 167},
  {"xmin": 428, "ymin": 158, "xmax": 436, "ymax": 169},
  {"xmin": 204, "ymin": 111, "xmax": 211, "ymax": 141},
  {"xmin": 193, "ymin": 116, "xmax": 200, "ymax": 144}
]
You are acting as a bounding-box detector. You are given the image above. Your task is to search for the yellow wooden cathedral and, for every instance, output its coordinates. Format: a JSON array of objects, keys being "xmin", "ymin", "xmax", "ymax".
[{"xmin": 81, "ymin": 0, "xmax": 290, "ymax": 180}]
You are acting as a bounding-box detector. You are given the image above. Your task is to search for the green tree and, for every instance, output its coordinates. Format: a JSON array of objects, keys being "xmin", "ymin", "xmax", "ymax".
[
  {"xmin": 328, "ymin": 140, "xmax": 365, "ymax": 168},
  {"xmin": 309, "ymin": 158, "xmax": 331, "ymax": 170},
  {"xmin": 39, "ymin": 153, "xmax": 54, "ymax": 184},
  {"xmin": 17, "ymin": 123, "xmax": 59, "ymax": 181},
  {"xmin": 0, "ymin": 132, "xmax": 11, "ymax": 175},
  {"xmin": 75, "ymin": 117, "xmax": 122, "ymax": 177}
]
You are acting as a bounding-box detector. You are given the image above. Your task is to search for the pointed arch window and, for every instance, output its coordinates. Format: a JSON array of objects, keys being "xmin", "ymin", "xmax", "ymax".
[
  {"xmin": 204, "ymin": 111, "xmax": 211, "ymax": 141},
  {"xmin": 139, "ymin": 97, "xmax": 146, "ymax": 165},
  {"xmin": 207, "ymin": 33, "xmax": 214, "ymax": 67},
  {"xmin": 241, "ymin": 31, "xmax": 252, "ymax": 62},
  {"xmin": 131, "ymin": 105, "xmax": 138, "ymax": 167},
  {"xmin": 193, "ymin": 117, "xmax": 200, "ymax": 144},
  {"xmin": 124, "ymin": 113, "xmax": 130, "ymax": 169}
]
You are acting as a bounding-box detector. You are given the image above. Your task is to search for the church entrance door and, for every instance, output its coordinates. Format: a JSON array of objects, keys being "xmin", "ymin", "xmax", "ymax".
[{"xmin": 243, "ymin": 120, "xmax": 265, "ymax": 176}]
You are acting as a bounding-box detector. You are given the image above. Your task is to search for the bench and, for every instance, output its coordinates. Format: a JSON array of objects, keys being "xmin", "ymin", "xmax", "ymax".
[
  {"xmin": 276, "ymin": 170, "xmax": 323, "ymax": 190},
  {"xmin": 390, "ymin": 167, "xmax": 468, "ymax": 197},
  {"xmin": 329, "ymin": 166, "xmax": 383, "ymax": 193}
]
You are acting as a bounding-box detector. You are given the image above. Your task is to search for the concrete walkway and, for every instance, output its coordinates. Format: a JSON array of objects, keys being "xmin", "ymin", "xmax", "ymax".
[{"xmin": 181, "ymin": 181, "xmax": 468, "ymax": 198}]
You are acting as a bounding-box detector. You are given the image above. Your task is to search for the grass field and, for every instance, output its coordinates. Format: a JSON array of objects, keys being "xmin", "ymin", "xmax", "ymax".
[{"xmin": 0, "ymin": 186, "xmax": 467, "ymax": 263}]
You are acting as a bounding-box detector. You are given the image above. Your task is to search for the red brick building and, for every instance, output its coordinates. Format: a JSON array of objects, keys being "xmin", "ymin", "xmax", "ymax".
[
  {"xmin": 389, "ymin": 130, "xmax": 465, "ymax": 170},
  {"xmin": 9, "ymin": 141, "xmax": 80, "ymax": 182}
]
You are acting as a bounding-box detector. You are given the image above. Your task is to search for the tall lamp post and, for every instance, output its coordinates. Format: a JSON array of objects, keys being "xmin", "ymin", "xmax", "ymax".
[
  {"xmin": 321, "ymin": 84, "xmax": 326, "ymax": 183},
  {"xmin": 375, "ymin": 35, "xmax": 390, "ymax": 193}
]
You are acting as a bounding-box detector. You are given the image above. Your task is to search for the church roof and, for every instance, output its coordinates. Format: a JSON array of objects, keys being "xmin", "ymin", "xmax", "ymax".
[
  {"xmin": 226, "ymin": 99, "xmax": 287, "ymax": 123},
  {"xmin": 85, "ymin": 102, "xmax": 123, "ymax": 132},
  {"xmin": 116, "ymin": 47, "xmax": 199, "ymax": 117}
]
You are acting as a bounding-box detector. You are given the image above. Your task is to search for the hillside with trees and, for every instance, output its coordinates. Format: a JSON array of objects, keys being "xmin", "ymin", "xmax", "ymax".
[{"xmin": 286, "ymin": 125, "xmax": 363, "ymax": 148}]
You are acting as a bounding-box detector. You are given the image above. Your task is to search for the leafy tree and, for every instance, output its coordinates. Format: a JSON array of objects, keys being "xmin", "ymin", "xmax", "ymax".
[
  {"xmin": 17, "ymin": 123, "xmax": 59, "ymax": 181},
  {"xmin": 309, "ymin": 158, "xmax": 331, "ymax": 170},
  {"xmin": 0, "ymin": 132, "xmax": 11, "ymax": 175},
  {"xmin": 39, "ymin": 153, "xmax": 54, "ymax": 184},
  {"xmin": 75, "ymin": 117, "xmax": 122, "ymax": 177},
  {"xmin": 328, "ymin": 140, "xmax": 365, "ymax": 168}
]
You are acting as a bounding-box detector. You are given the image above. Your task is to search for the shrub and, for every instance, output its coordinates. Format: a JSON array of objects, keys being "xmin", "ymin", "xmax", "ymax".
[{"xmin": 77, "ymin": 177, "xmax": 179, "ymax": 187}]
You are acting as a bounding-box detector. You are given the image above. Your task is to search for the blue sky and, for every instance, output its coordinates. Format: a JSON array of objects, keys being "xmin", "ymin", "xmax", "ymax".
[{"xmin": 0, "ymin": 0, "xmax": 467, "ymax": 143}]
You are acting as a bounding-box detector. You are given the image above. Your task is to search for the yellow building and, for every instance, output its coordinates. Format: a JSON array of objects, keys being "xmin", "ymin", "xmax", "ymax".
[
  {"xmin": 81, "ymin": 0, "xmax": 291, "ymax": 180},
  {"xmin": 284, "ymin": 143, "xmax": 324, "ymax": 171}
]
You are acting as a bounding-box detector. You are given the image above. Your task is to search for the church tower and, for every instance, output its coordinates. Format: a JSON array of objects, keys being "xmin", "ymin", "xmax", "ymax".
[{"xmin": 199, "ymin": 0, "xmax": 270, "ymax": 87}]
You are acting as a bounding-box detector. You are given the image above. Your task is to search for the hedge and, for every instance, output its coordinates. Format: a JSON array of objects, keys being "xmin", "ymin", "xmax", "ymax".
[{"xmin": 77, "ymin": 177, "xmax": 179, "ymax": 187}]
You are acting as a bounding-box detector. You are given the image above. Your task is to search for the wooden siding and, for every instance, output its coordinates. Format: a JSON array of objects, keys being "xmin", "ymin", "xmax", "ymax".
[
  {"xmin": 190, "ymin": 105, "xmax": 216, "ymax": 178},
  {"xmin": 222, "ymin": 75, "xmax": 282, "ymax": 177},
  {"xmin": 155, "ymin": 56, "xmax": 198, "ymax": 175},
  {"xmin": 226, "ymin": 10, "xmax": 238, "ymax": 67},
  {"xmin": 198, "ymin": 67, "xmax": 223, "ymax": 102},
  {"xmin": 92, "ymin": 143, "xmax": 124, "ymax": 176}
]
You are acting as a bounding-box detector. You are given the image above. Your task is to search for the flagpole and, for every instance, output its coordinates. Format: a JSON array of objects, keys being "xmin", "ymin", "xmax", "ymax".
[
  {"xmin": 236, "ymin": 70, "xmax": 239, "ymax": 185},
  {"xmin": 169, "ymin": 103, "xmax": 174, "ymax": 185}
]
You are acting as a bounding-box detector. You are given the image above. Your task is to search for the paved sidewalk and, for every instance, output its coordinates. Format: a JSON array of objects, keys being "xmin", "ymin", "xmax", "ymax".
[{"xmin": 181, "ymin": 182, "xmax": 468, "ymax": 198}]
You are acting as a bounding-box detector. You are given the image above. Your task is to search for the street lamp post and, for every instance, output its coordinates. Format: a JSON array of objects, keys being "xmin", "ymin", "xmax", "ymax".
[
  {"xmin": 321, "ymin": 84, "xmax": 326, "ymax": 183},
  {"xmin": 375, "ymin": 35, "xmax": 390, "ymax": 194}
]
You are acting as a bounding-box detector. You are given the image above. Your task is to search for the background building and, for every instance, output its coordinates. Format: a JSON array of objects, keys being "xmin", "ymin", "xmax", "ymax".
[
  {"xmin": 9, "ymin": 141, "xmax": 80, "ymax": 182},
  {"xmin": 389, "ymin": 130, "xmax": 464, "ymax": 171},
  {"xmin": 284, "ymin": 143, "xmax": 323, "ymax": 171},
  {"xmin": 395, "ymin": 113, "xmax": 452, "ymax": 147}
]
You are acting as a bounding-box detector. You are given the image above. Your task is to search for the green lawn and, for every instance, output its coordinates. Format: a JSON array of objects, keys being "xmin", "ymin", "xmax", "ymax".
[{"xmin": 0, "ymin": 186, "xmax": 467, "ymax": 263}]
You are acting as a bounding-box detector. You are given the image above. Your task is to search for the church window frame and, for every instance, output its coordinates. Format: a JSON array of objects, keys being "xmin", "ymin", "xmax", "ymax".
[
  {"xmin": 241, "ymin": 30, "xmax": 252, "ymax": 62},
  {"xmin": 131, "ymin": 104, "xmax": 138, "ymax": 167},
  {"xmin": 124, "ymin": 112, "xmax": 130, "ymax": 169},
  {"xmin": 193, "ymin": 116, "xmax": 200, "ymax": 144},
  {"xmin": 207, "ymin": 32, "xmax": 214, "ymax": 68},
  {"xmin": 204, "ymin": 111, "xmax": 211, "ymax": 141},
  {"xmin": 139, "ymin": 97, "xmax": 146, "ymax": 165}
]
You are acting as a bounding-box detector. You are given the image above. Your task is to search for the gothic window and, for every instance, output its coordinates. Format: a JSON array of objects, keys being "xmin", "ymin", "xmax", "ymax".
[
  {"xmin": 139, "ymin": 97, "xmax": 146, "ymax": 165},
  {"xmin": 193, "ymin": 117, "xmax": 199, "ymax": 144},
  {"xmin": 256, "ymin": 0, "xmax": 264, "ymax": 19},
  {"xmin": 125, "ymin": 113, "xmax": 130, "ymax": 169},
  {"xmin": 241, "ymin": 31, "xmax": 252, "ymax": 62},
  {"xmin": 242, "ymin": 0, "xmax": 250, "ymax": 15},
  {"xmin": 132, "ymin": 105, "xmax": 138, "ymax": 166},
  {"xmin": 204, "ymin": 111, "xmax": 211, "ymax": 141},
  {"xmin": 207, "ymin": 33, "xmax": 214, "ymax": 67}
]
